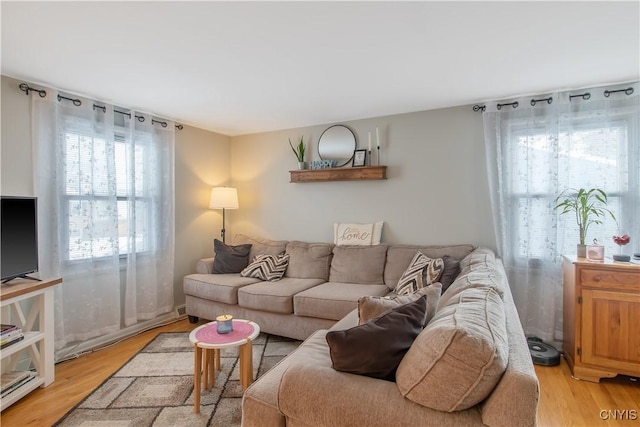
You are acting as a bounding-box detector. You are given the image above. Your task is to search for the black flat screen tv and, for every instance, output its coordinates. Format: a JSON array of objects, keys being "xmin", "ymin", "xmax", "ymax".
[{"xmin": 1, "ymin": 196, "xmax": 39, "ymax": 283}]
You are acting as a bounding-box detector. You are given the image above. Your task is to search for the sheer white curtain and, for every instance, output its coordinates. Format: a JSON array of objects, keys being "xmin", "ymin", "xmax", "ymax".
[
  {"xmin": 122, "ymin": 113, "xmax": 175, "ymax": 326},
  {"xmin": 31, "ymin": 89, "xmax": 175, "ymax": 357},
  {"xmin": 483, "ymin": 82, "xmax": 639, "ymax": 346}
]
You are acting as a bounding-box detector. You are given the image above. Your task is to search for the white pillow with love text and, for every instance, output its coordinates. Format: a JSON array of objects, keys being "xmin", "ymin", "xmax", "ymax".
[{"xmin": 333, "ymin": 221, "xmax": 383, "ymax": 246}]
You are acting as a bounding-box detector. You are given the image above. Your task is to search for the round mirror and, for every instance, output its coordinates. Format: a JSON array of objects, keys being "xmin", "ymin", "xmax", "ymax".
[{"xmin": 318, "ymin": 125, "xmax": 357, "ymax": 167}]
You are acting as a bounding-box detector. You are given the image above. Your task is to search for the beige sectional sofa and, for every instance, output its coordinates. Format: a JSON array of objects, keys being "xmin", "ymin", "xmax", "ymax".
[
  {"xmin": 183, "ymin": 235, "xmax": 539, "ymax": 427},
  {"xmin": 183, "ymin": 234, "xmax": 474, "ymax": 340}
]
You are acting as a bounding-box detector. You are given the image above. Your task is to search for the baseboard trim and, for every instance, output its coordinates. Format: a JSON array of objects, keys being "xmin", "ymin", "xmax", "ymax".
[{"xmin": 55, "ymin": 311, "xmax": 180, "ymax": 363}]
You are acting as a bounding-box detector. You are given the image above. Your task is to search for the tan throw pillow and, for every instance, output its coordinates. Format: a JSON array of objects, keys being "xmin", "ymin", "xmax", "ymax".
[
  {"xmin": 396, "ymin": 287, "xmax": 508, "ymax": 412},
  {"xmin": 358, "ymin": 283, "xmax": 442, "ymax": 326},
  {"xmin": 240, "ymin": 254, "xmax": 290, "ymax": 281},
  {"xmin": 394, "ymin": 252, "xmax": 444, "ymax": 295}
]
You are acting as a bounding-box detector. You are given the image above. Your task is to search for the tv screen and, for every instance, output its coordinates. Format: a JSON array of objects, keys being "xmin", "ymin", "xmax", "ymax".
[{"xmin": 1, "ymin": 196, "xmax": 39, "ymax": 282}]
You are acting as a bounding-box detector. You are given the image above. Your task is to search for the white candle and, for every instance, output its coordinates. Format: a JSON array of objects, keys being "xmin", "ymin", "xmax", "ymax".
[
  {"xmin": 376, "ymin": 127, "xmax": 380, "ymax": 147},
  {"xmin": 368, "ymin": 132, "xmax": 371, "ymax": 151}
]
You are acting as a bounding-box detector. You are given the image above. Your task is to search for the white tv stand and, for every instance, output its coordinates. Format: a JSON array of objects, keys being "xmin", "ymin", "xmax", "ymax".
[{"xmin": 1, "ymin": 277, "xmax": 62, "ymax": 410}]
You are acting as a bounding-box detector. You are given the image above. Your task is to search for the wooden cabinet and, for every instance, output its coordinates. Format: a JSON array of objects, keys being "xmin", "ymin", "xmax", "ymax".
[
  {"xmin": 562, "ymin": 256, "xmax": 640, "ymax": 382},
  {"xmin": 1, "ymin": 277, "xmax": 62, "ymax": 410}
]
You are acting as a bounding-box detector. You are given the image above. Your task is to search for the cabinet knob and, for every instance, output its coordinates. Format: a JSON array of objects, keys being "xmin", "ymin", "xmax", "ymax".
[{"xmin": 593, "ymin": 276, "xmax": 602, "ymax": 282}]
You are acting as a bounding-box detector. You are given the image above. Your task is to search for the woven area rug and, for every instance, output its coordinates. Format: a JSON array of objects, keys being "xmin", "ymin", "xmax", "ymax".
[{"xmin": 54, "ymin": 332, "xmax": 301, "ymax": 427}]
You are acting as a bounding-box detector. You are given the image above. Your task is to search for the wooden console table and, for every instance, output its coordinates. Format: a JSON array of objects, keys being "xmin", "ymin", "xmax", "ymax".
[
  {"xmin": 0, "ymin": 277, "xmax": 62, "ymax": 410},
  {"xmin": 562, "ymin": 256, "xmax": 640, "ymax": 382}
]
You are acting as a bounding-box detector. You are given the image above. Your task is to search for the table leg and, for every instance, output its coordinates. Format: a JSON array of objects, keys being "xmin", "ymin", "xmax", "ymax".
[
  {"xmin": 215, "ymin": 348, "xmax": 221, "ymax": 371},
  {"xmin": 202, "ymin": 349, "xmax": 209, "ymax": 390},
  {"xmin": 208, "ymin": 348, "xmax": 215, "ymax": 388},
  {"xmin": 239, "ymin": 340, "xmax": 254, "ymax": 391},
  {"xmin": 194, "ymin": 345, "xmax": 202, "ymax": 413}
]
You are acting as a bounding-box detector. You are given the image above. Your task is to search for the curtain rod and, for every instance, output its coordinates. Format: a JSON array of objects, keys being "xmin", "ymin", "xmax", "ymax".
[
  {"xmin": 472, "ymin": 86, "xmax": 635, "ymax": 113},
  {"xmin": 18, "ymin": 82, "xmax": 183, "ymax": 130}
]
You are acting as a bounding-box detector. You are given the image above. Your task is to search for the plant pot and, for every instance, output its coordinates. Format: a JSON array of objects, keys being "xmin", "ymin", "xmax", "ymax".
[
  {"xmin": 577, "ymin": 244, "xmax": 586, "ymax": 258},
  {"xmin": 297, "ymin": 162, "xmax": 307, "ymax": 170}
]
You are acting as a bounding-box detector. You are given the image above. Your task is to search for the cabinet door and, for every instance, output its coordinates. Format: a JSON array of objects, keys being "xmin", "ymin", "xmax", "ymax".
[{"xmin": 581, "ymin": 289, "xmax": 640, "ymax": 375}]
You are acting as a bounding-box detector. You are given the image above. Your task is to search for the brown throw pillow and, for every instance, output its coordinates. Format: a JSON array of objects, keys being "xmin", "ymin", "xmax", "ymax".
[
  {"xmin": 358, "ymin": 283, "xmax": 441, "ymax": 326},
  {"xmin": 440, "ymin": 256, "xmax": 461, "ymax": 294},
  {"xmin": 326, "ymin": 295, "xmax": 427, "ymax": 382},
  {"xmin": 212, "ymin": 239, "xmax": 252, "ymax": 274}
]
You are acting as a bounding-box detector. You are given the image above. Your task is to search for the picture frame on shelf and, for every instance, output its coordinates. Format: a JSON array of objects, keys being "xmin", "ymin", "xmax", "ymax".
[{"xmin": 352, "ymin": 149, "xmax": 366, "ymax": 167}]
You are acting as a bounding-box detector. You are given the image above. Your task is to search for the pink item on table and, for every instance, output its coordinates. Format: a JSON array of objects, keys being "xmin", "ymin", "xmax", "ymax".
[{"xmin": 195, "ymin": 320, "xmax": 255, "ymax": 344}]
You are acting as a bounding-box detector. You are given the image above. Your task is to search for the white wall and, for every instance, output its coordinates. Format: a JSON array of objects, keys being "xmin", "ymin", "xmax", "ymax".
[
  {"xmin": 0, "ymin": 75, "xmax": 231, "ymax": 307},
  {"xmin": 230, "ymin": 106, "xmax": 497, "ymax": 249}
]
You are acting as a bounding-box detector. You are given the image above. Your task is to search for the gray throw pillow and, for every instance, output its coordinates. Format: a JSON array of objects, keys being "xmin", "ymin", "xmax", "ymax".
[
  {"xmin": 440, "ymin": 256, "xmax": 461, "ymax": 294},
  {"xmin": 325, "ymin": 295, "xmax": 427, "ymax": 382},
  {"xmin": 212, "ymin": 239, "xmax": 252, "ymax": 274}
]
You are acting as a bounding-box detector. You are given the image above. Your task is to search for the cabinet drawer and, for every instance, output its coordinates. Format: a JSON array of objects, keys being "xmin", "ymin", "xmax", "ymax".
[{"xmin": 581, "ymin": 269, "xmax": 640, "ymax": 292}]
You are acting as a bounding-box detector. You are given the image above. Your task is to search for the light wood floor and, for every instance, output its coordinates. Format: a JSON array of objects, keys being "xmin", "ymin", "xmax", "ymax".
[{"xmin": 1, "ymin": 318, "xmax": 639, "ymax": 426}]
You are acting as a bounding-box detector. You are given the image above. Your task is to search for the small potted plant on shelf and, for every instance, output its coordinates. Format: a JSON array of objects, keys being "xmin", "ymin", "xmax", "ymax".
[
  {"xmin": 554, "ymin": 187, "xmax": 616, "ymax": 258},
  {"xmin": 289, "ymin": 136, "xmax": 306, "ymax": 170}
]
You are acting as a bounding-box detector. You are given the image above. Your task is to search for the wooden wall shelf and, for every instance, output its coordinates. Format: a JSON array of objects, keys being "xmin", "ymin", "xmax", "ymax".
[{"xmin": 290, "ymin": 166, "xmax": 387, "ymax": 183}]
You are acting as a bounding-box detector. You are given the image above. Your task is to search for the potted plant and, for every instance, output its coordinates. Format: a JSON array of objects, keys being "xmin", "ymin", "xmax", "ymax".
[
  {"xmin": 554, "ymin": 187, "xmax": 616, "ymax": 257},
  {"xmin": 289, "ymin": 137, "xmax": 306, "ymax": 170}
]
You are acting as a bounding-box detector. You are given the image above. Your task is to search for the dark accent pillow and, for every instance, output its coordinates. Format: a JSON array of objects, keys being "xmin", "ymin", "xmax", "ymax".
[
  {"xmin": 212, "ymin": 239, "xmax": 252, "ymax": 274},
  {"xmin": 440, "ymin": 256, "xmax": 461, "ymax": 294},
  {"xmin": 325, "ymin": 295, "xmax": 427, "ymax": 382}
]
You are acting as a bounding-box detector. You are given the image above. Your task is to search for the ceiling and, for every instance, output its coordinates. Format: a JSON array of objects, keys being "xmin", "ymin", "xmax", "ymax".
[{"xmin": 2, "ymin": 1, "xmax": 639, "ymax": 136}]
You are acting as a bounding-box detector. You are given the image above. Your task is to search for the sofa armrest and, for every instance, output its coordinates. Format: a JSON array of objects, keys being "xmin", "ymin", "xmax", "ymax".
[
  {"xmin": 196, "ymin": 257, "xmax": 215, "ymax": 274},
  {"xmin": 278, "ymin": 363, "xmax": 482, "ymax": 426},
  {"xmin": 480, "ymin": 266, "xmax": 539, "ymax": 427}
]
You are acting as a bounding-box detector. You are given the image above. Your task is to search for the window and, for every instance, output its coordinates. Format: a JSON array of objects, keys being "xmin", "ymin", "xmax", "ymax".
[
  {"xmin": 506, "ymin": 113, "xmax": 635, "ymax": 260},
  {"xmin": 63, "ymin": 124, "xmax": 151, "ymax": 261}
]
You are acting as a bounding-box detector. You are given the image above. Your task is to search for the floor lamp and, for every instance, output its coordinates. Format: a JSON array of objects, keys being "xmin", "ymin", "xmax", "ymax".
[{"xmin": 209, "ymin": 187, "xmax": 239, "ymax": 244}]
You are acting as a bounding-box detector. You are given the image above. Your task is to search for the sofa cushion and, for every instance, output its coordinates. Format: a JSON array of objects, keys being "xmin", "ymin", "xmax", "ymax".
[
  {"xmin": 233, "ymin": 234, "xmax": 288, "ymax": 262},
  {"xmin": 333, "ymin": 221, "xmax": 383, "ymax": 246},
  {"xmin": 183, "ymin": 273, "xmax": 261, "ymax": 305},
  {"xmin": 326, "ymin": 295, "xmax": 427, "ymax": 382},
  {"xmin": 241, "ymin": 254, "xmax": 290, "ymax": 281},
  {"xmin": 439, "ymin": 255, "xmax": 461, "ymax": 294},
  {"xmin": 329, "ymin": 245, "xmax": 388, "ymax": 285},
  {"xmin": 284, "ymin": 241, "xmax": 334, "ymax": 280},
  {"xmin": 238, "ymin": 277, "xmax": 325, "ymax": 314},
  {"xmin": 212, "ymin": 239, "xmax": 252, "ymax": 274},
  {"xmin": 396, "ymin": 287, "xmax": 508, "ymax": 412},
  {"xmin": 358, "ymin": 283, "xmax": 441, "ymax": 325},
  {"xmin": 458, "ymin": 247, "xmax": 496, "ymax": 274},
  {"xmin": 438, "ymin": 250, "xmax": 505, "ymax": 309},
  {"xmin": 394, "ymin": 252, "xmax": 444, "ymax": 295},
  {"xmin": 384, "ymin": 244, "xmax": 475, "ymax": 289},
  {"xmin": 294, "ymin": 282, "xmax": 390, "ymax": 321}
]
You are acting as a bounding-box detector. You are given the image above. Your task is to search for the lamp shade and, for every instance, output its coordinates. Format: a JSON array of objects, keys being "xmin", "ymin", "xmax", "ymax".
[{"xmin": 209, "ymin": 187, "xmax": 239, "ymax": 210}]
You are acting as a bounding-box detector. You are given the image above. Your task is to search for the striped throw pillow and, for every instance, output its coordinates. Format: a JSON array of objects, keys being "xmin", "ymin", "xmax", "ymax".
[
  {"xmin": 395, "ymin": 252, "xmax": 444, "ymax": 295},
  {"xmin": 240, "ymin": 254, "xmax": 290, "ymax": 281}
]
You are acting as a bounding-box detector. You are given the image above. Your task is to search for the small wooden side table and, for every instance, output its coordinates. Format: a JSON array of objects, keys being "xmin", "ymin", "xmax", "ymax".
[{"xmin": 188, "ymin": 319, "xmax": 260, "ymax": 413}]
